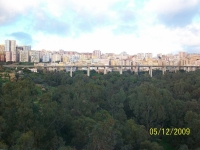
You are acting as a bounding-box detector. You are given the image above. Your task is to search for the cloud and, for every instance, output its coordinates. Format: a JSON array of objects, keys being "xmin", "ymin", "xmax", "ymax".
[
  {"xmin": 34, "ymin": 16, "xmax": 71, "ymax": 36},
  {"xmin": 10, "ymin": 32, "xmax": 33, "ymax": 45},
  {"xmin": 1, "ymin": 0, "xmax": 200, "ymax": 56},
  {"xmin": 32, "ymin": 3, "xmax": 116, "ymax": 37},
  {"xmin": 112, "ymin": 24, "xmax": 138, "ymax": 35},
  {"xmin": 158, "ymin": 7, "xmax": 200, "ymax": 27},
  {"xmin": 0, "ymin": 0, "xmax": 39, "ymax": 25},
  {"xmin": 0, "ymin": 0, "xmax": 139, "ymax": 37},
  {"xmin": 145, "ymin": 0, "xmax": 200, "ymax": 27}
]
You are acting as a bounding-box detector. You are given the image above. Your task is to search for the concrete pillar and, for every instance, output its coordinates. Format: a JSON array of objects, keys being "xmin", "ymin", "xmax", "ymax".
[
  {"xmin": 135, "ymin": 66, "xmax": 138, "ymax": 75},
  {"xmin": 184, "ymin": 67, "xmax": 186, "ymax": 72},
  {"xmin": 162, "ymin": 67, "xmax": 165, "ymax": 75},
  {"xmin": 174, "ymin": 67, "xmax": 177, "ymax": 73},
  {"xmin": 87, "ymin": 66, "xmax": 90, "ymax": 76},
  {"xmin": 188, "ymin": 66, "xmax": 190, "ymax": 72},
  {"xmin": 149, "ymin": 66, "xmax": 152, "ymax": 77},
  {"xmin": 70, "ymin": 67, "xmax": 72, "ymax": 77},
  {"xmin": 104, "ymin": 67, "xmax": 107, "ymax": 74},
  {"xmin": 120, "ymin": 66, "xmax": 122, "ymax": 74}
]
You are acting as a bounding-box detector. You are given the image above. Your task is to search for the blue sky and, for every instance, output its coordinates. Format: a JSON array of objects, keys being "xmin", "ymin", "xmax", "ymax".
[{"xmin": 0, "ymin": 0, "xmax": 200, "ymax": 55}]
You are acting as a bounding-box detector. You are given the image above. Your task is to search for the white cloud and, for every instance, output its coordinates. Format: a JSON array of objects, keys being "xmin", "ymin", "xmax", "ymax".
[
  {"xmin": 145, "ymin": 0, "xmax": 200, "ymax": 14},
  {"xmin": 0, "ymin": 0, "xmax": 39, "ymax": 13},
  {"xmin": 1, "ymin": 0, "xmax": 200, "ymax": 55},
  {"xmin": 174, "ymin": 25, "xmax": 200, "ymax": 46}
]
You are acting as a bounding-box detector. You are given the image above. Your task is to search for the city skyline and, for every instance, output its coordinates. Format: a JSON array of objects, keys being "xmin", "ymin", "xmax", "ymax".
[{"xmin": 0, "ymin": 0, "xmax": 200, "ymax": 55}]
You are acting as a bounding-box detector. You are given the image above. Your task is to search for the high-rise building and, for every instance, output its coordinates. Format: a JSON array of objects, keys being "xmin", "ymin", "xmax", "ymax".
[
  {"xmin": 6, "ymin": 51, "xmax": 11, "ymax": 62},
  {"xmin": 93, "ymin": 50, "xmax": 101, "ymax": 59},
  {"xmin": 5, "ymin": 40, "xmax": 10, "ymax": 51},
  {"xmin": 11, "ymin": 51, "xmax": 17, "ymax": 62},
  {"xmin": 5, "ymin": 40, "xmax": 17, "ymax": 61},
  {"xmin": 11, "ymin": 40, "xmax": 16, "ymax": 52},
  {"xmin": 5, "ymin": 40, "xmax": 16, "ymax": 51}
]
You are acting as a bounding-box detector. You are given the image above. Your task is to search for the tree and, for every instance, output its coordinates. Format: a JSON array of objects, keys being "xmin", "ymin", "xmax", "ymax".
[
  {"xmin": 86, "ymin": 110, "xmax": 119, "ymax": 150},
  {"xmin": 129, "ymin": 83, "xmax": 166, "ymax": 131},
  {"xmin": 108, "ymin": 88, "xmax": 126, "ymax": 121},
  {"xmin": 140, "ymin": 140, "xmax": 164, "ymax": 150},
  {"xmin": 122, "ymin": 119, "xmax": 148, "ymax": 149}
]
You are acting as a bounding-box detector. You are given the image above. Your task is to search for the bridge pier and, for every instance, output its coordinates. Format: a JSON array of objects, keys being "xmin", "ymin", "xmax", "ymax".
[
  {"xmin": 70, "ymin": 67, "xmax": 72, "ymax": 77},
  {"xmin": 135, "ymin": 66, "xmax": 138, "ymax": 75},
  {"xmin": 149, "ymin": 66, "xmax": 152, "ymax": 77},
  {"xmin": 174, "ymin": 67, "xmax": 177, "ymax": 73},
  {"xmin": 104, "ymin": 67, "xmax": 107, "ymax": 74},
  {"xmin": 187, "ymin": 66, "xmax": 190, "ymax": 72},
  {"xmin": 162, "ymin": 67, "xmax": 166, "ymax": 75},
  {"xmin": 87, "ymin": 66, "xmax": 90, "ymax": 76},
  {"xmin": 120, "ymin": 66, "xmax": 122, "ymax": 75}
]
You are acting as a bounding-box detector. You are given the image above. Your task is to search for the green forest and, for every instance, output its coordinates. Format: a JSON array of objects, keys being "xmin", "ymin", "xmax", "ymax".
[{"xmin": 0, "ymin": 68, "xmax": 200, "ymax": 150}]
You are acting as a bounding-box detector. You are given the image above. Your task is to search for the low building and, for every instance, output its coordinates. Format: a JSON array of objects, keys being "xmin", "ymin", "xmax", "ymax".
[{"xmin": 29, "ymin": 68, "xmax": 37, "ymax": 73}]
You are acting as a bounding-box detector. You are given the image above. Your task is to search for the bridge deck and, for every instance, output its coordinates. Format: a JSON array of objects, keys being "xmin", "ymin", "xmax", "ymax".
[{"xmin": 3, "ymin": 65, "xmax": 200, "ymax": 68}]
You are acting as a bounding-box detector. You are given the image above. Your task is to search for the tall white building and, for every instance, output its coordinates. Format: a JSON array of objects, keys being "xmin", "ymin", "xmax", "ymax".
[
  {"xmin": 5, "ymin": 40, "xmax": 10, "ymax": 51},
  {"xmin": 11, "ymin": 40, "xmax": 16, "ymax": 52},
  {"xmin": 5, "ymin": 40, "xmax": 17, "ymax": 61},
  {"xmin": 5, "ymin": 40, "xmax": 16, "ymax": 51}
]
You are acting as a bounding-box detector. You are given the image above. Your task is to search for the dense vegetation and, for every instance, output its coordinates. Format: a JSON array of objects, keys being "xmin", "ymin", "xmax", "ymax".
[{"xmin": 0, "ymin": 68, "xmax": 200, "ymax": 150}]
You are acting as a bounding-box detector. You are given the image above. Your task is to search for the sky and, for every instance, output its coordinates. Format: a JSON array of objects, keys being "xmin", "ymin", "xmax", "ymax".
[{"xmin": 0, "ymin": 0, "xmax": 200, "ymax": 56}]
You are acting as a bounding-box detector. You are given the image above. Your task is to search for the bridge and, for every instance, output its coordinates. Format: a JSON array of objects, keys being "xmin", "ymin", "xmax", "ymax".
[{"xmin": 3, "ymin": 64, "xmax": 200, "ymax": 77}]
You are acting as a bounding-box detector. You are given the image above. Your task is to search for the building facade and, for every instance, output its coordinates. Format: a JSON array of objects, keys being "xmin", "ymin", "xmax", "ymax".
[
  {"xmin": 5, "ymin": 40, "xmax": 16, "ymax": 51},
  {"xmin": 93, "ymin": 50, "xmax": 101, "ymax": 59},
  {"xmin": 20, "ymin": 50, "xmax": 29, "ymax": 62},
  {"xmin": 30, "ymin": 51, "xmax": 40, "ymax": 62}
]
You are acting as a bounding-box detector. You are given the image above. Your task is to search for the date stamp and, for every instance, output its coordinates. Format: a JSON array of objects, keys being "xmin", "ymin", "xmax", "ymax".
[{"xmin": 149, "ymin": 128, "xmax": 190, "ymax": 136}]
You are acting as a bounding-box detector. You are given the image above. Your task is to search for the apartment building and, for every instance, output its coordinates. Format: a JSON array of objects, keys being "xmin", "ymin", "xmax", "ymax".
[
  {"xmin": 93, "ymin": 50, "xmax": 101, "ymax": 59},
  {"xmin": 30, "ymin": 51, "xmax": 40, "ymax": 62},
  {"xmin": 20, "ymin": 50, "xmax": 29, "ymax": 62}
]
